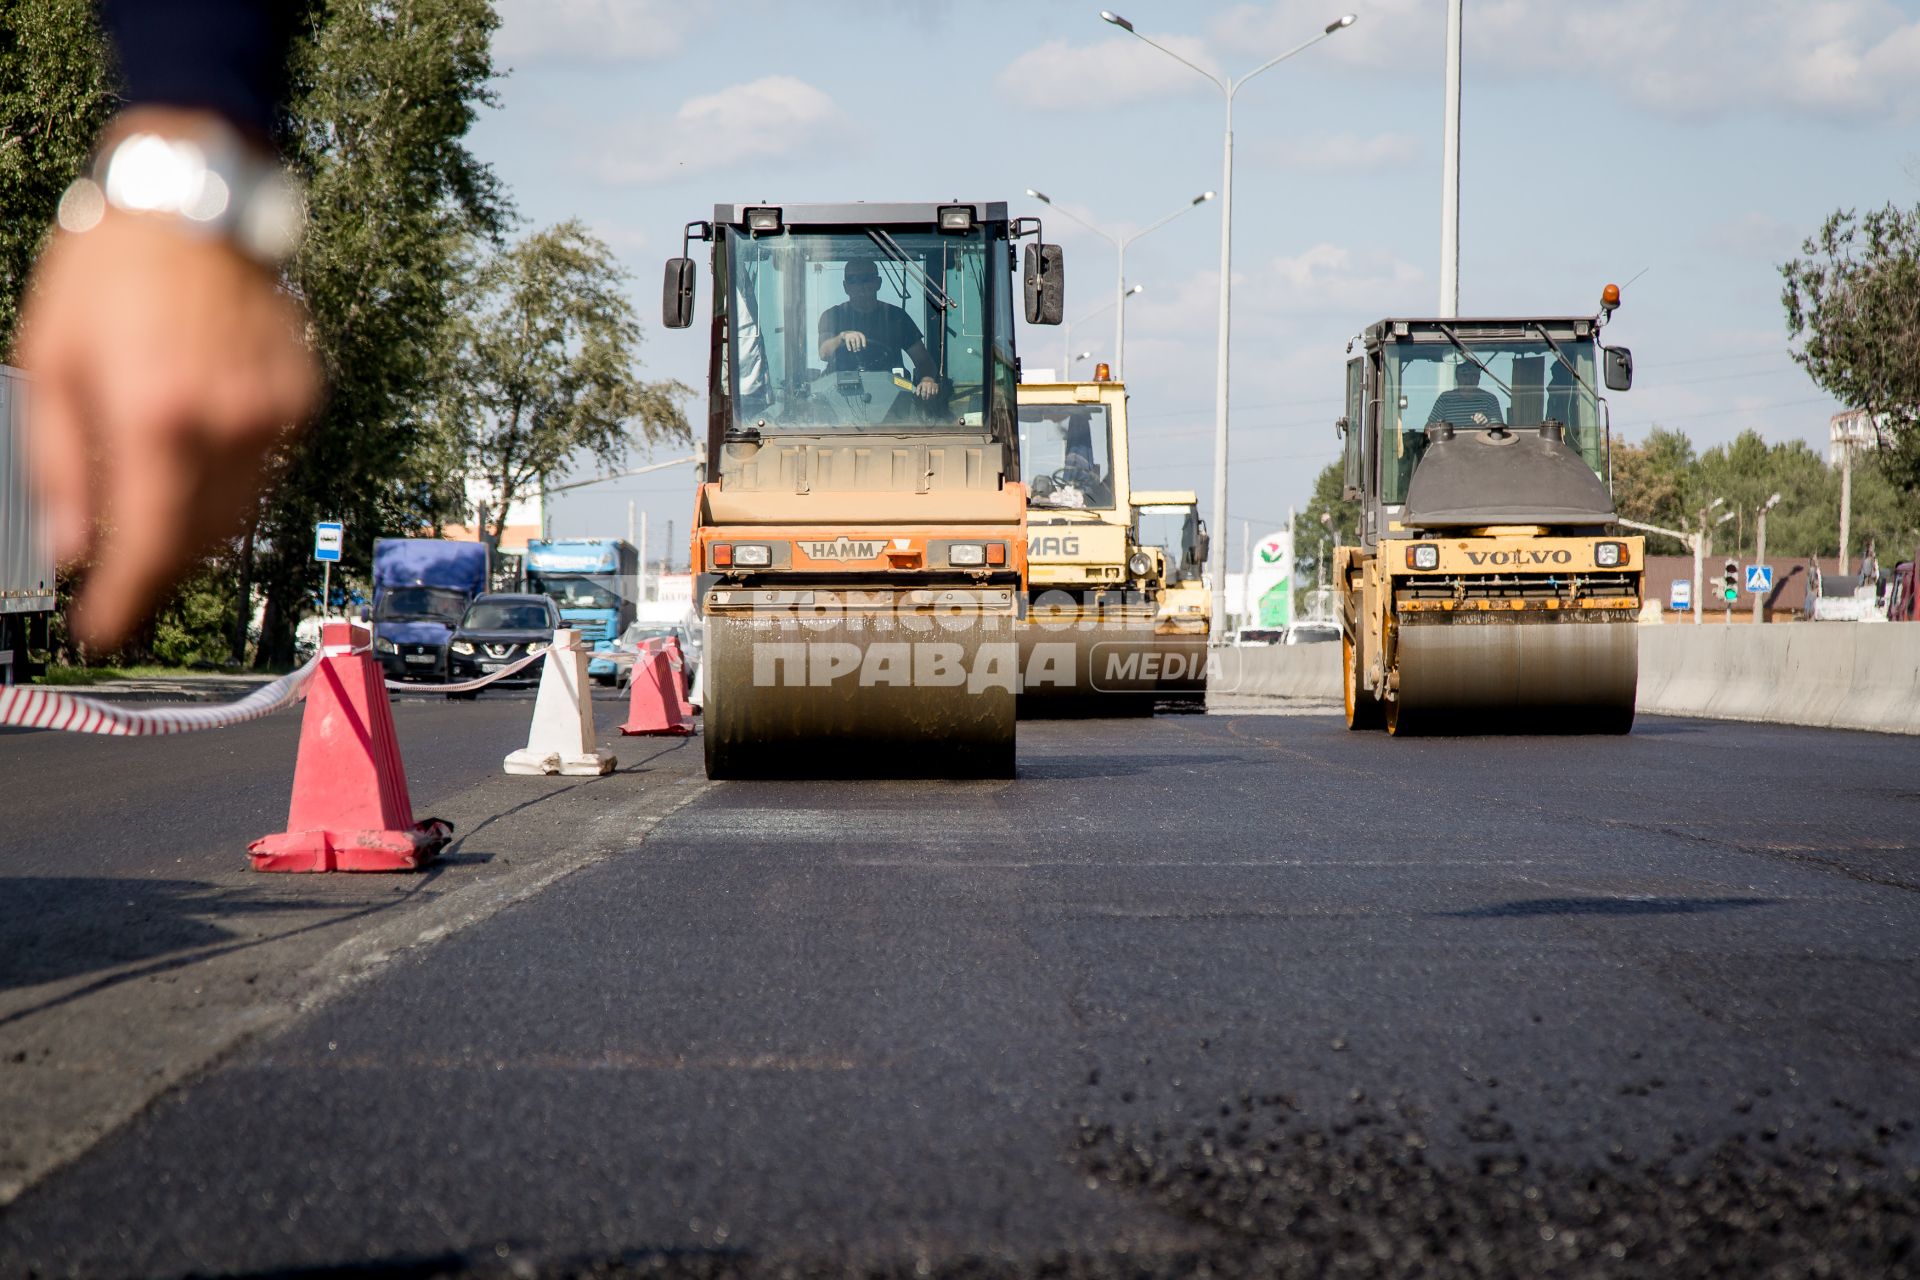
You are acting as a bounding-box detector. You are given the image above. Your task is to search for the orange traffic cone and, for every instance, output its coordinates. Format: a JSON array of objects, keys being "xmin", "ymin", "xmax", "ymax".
[
  {"xmin": 667, "ymin": 637, "xmax": 696, "ymax": 720},
  {"xmin": 249, "ymin": 621, "xmax": 452, "ymax": 872},
  {"xmin": 619, "ymin": 639, "xmax": 695, "ymax": 736}
]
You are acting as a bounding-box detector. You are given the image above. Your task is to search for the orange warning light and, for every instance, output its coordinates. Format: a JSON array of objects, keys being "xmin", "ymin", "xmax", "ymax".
[{"xmin": 1093, "ymin": 362, "xmax": 1112, "ymax": 381}]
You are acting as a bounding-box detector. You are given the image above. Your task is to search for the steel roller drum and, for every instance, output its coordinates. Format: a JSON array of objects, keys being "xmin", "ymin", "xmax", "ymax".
[
  {"xmin": 703, "ymin": 609, "xmax": 1017, "ymax": 778},
  {"xmin": 1016, "ymin": 601, "xmax": 1160, "ymax": 718},
  {"xmin": 1386, "ymin": 615, "xmax": 1637, "ymax": 736}
]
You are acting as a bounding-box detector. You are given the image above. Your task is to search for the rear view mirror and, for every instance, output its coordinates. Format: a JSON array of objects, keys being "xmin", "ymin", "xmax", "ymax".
[
  {"xmin": 1023, "ymin": 243, "xmax": 1064, "ymax": 325},
  {"xmin": 662, "ymin": 257, "xmax": 696, "ymax": 329},
  {"xmin": 1603, "ymin": 345, "xmax": 1633, "ymax": 391},
  {"xmin": 1194, "ymin": 528, "xmax": 1210, "ymax": 566}
]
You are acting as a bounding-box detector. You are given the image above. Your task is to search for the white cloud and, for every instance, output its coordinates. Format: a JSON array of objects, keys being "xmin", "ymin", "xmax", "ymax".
[
  {"xmin": 1210, "ymin": 0, "xmax": 1920, "ymax": 122},
  {"xmin": 1262, "ymin": 131, "xmax": 1421, "ymax": 173},
  {"xmin": 597, "ymin": 76, "xmax": 848, "ymax": 185},
  {"xmin": 495, "ymin": 0, "xmax": 689, "ymax": 63},
  {"xmin": 997, "ymin": 34, "xmax": 1222, "ymax": 111},
  {"xmin": 1267, "ymin": 243, "xmax": 1425, "ymax": 315}
]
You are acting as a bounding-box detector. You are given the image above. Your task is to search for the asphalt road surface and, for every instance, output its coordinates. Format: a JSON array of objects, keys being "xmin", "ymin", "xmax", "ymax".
[{"xmin": 2, "ymin": 703, "xmax": 1917, "ymax": 1277}]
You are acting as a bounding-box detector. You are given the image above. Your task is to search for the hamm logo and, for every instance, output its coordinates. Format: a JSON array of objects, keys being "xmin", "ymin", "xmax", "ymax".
[{"xmin": 800, "ymin": 538, "xmax": 884, "ymax": 561}]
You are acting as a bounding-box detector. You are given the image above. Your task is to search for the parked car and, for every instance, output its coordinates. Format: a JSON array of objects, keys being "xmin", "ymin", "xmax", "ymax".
[
  {"xmin": 609, "ymin": 620, "xmax": 698, "ymax": 689},
  {"xmin": 446, "ymin": 593, "xmax": 559, "ymax": 695},
  {"xmin": 1285, "ymin": 621, "xmax": 1341, "ymax": 645}
]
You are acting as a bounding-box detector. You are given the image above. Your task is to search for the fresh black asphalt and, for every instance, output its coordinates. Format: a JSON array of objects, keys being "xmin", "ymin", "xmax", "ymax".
[{"xmin": 2, "ymin": 710, "xmax": 1917, "ymax": 1277}]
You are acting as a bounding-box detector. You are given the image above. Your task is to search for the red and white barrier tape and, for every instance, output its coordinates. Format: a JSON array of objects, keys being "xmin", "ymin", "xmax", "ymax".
[
  {"xmin": 0, "ymin": 658, "xmax": 321, "ymax": 736},
  {"xmin": 383, "ymin": 648, "xmax": 546, "ymax": 694}
]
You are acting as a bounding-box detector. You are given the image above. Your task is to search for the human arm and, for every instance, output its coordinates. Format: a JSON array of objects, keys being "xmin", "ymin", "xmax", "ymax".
[
  {"xmin": 905, "ymin": 339, "xmax": 939, "ymax": 399},
  {"xmin": 17, "ymin": 3, "xmax": 315, "ymax": 649}
]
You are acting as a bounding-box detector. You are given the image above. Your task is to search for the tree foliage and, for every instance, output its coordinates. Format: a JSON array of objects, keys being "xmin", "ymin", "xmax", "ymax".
[
  {"xmin": 1292, "ymin": 459, "xmax": 1362, "ymax": 586},
  {"xmin": 1781, "ymin": 204, "xmax": 1920, "ymax": 488},
  {"xmin": 0, "ymin": 0, "xmax": 114, "ymax": 352},
  {"xmin": 444, "ymin": 220, "xmax": 690, "ymax": 547},
  {"xmin": 248, "ymin": 0, "xmax": 512, "ymax": 662},
  {"xmin": 1612, "ymin": 426, "xmax": 1920, "ymax": 564}
]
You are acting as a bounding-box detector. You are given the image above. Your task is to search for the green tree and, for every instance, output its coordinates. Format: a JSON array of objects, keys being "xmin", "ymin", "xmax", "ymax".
[
  {"xmin": 248, "ymin": 0, "xmax": 512, "ymax": 664},
  {"xmin": 1293, "ymin": 460, "xmax": 1361, "ymax": 591},
  {"xmin": 445, "ymin": 220, "xmax": 690, "ymax": 549},
  {"xmin": 1611, "ymin": 426, "xmax": 1696, "ymax": 552},
  {"xmin": 1781, "ymin": 204, "xmax": 1920, "ymax": 488},
  {"xmin": 0, "ymin": 0, "xmax": 114, "ymax": 352}
]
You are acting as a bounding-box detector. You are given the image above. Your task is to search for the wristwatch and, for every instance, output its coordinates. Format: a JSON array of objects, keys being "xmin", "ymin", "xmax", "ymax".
[{"xmin": 56, "ymin": 121, "xmax": 307, "ymax": 269}]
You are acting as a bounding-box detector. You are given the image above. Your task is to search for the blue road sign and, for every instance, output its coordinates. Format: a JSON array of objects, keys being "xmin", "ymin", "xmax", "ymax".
[
  {"xmin": 1670, "ymin": 579, "xmax": 1692, "ymax": 609},
  {"xmin": 314, "ymin": 521, "xmax": 344, "ymax": 563},
  {"xmin": 1745, "ymin": 564, "xmax": 1772, "ymax": 594}
]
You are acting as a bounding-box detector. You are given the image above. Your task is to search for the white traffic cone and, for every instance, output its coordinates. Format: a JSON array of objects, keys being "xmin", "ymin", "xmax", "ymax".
[{"xmin": 504, "ymin": 628, "xmax": 615, "ymax": 776}]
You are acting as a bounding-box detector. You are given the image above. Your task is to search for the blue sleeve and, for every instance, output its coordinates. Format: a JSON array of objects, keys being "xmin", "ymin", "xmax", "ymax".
[{"xmin": 98, "ymin": 1, "xmax": 300, "ymax": 142}]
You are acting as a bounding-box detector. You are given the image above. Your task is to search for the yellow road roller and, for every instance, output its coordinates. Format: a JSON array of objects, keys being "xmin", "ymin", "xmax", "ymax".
[
  {"xmin": 661, "ymin": 201, "xmax": 1063, "ymax": 777},
  {"xmin": 1132, "ymin": 488, "xmax": 1211, "ymax": 709},
  {"xmin": 1335, "ymin": 289, "xmax": 1643, "ymax": 735},
  {"xmin": 1016, "ymin": 370, "xmax": 1170, "ymax": 715}
]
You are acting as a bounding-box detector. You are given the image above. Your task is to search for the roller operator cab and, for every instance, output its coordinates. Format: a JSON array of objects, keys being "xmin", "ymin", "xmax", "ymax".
[
  {"xmin": 1132, "ymin": 488, "xmax": 1212, "ymax": 709},
  {"xmin": 663, "ymin": 202, "xmax": 1063, "ymax": 778},
  {"xmin": 1014, "ymin": 373, "xmax": 1197, "ymax": 714},
  {"xmin": 1334, "ymin": 289, "xmax": 1643, "ymax": 735}
]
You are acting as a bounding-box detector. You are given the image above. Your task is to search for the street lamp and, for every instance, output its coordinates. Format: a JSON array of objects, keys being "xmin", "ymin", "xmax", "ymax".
[
  {"xmin": 1102, "ymin": 8, "xmax": 1357, "ymax": 642},
  {"xmin": 1063, "ymin": 285, "xmax": 1142, "ymax": 376},
  {"xmin": 1026, "ymin": 187, "xmax": 1213, "ymax": 378}
]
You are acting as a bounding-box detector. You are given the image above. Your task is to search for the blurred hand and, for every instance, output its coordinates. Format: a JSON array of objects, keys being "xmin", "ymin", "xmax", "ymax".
[
  {"xmin": 840, "ymin": 330, "xmax": 867, "ymax": 353},
  {"xmin": 915, "ymin": 375, "xmax": 939, "ymax": 400},
  {"xmin": 16, "ymin": 121, "xmax": 318, "ymax": 649}
]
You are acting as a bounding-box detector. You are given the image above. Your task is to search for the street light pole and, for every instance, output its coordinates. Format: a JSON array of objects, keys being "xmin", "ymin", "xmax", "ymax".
[
  {"xmin": 1102, "ymin": 10, "xmax": 1356, "ymax": 644},
  {"xmin": 1754, "ymin": 492, "xmax": 1781, "ymax": 624},
  {"xmin": 1025, "ymin": 188, "xmax": 1212, "ymax": 378},
  {"xmin": 1438, "ymin": 0, "xmax": 1462, "ymax": 316}
]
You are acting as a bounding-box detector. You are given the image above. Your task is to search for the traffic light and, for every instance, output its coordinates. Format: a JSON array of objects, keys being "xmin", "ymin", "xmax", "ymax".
[{"xmin": 1722, "ymin": 559, "xmax": 1739, "ymax": 603}]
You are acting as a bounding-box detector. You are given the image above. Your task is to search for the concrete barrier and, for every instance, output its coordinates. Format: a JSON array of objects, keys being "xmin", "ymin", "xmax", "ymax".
[
  {"xmin": 1637, "ymin": 622, "xmax": 1920, "ymax": 734},
  {"xmin": 1212, "ymin": 644, "xmax": 1341, "ymax": 701},
  {"xmin": 1217, "ymin": 623, "xmax": 1920, "ymax": 734}
]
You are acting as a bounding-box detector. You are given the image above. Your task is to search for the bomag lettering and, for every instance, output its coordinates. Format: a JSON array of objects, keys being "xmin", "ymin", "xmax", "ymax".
[
  {"xmin": 1460, "ymin": 548, "xmax": 1575, "ymax": 567},
  {"xmin": 1027, "ymin": 534, "xmax": 1082, "ymax": 557}
]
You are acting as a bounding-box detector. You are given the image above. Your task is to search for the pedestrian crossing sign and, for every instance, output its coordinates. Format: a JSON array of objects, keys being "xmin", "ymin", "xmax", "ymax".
[{"xmin": 1745, "ymin": 564, "xmax": 1772, "ymax": 593}]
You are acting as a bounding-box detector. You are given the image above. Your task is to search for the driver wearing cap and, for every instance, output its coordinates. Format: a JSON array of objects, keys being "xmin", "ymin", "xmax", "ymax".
[{"xmin": 818, "ymin": 258, "xmax": 940, "ymax": 399}]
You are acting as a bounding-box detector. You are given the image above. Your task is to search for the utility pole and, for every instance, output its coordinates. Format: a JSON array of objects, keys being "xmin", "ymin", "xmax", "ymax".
[
  {"xmin": 1754, "ymin": 492, "xmax": 1781, "ymax": 624},
  {"xmin": 1240, "ymin": 520, "xmax": 1251, "ymax": 630},
  {"xmin": 638, "ymin": 510, "xmax": 649, "ymax": 604},
  {"xmin": 1839, "ymin": 444, "xmax": 1853, "ymax": 574},
  {"xmin": 1438, "ymin": 0, "xmax": 1462, "ymax": 316},
  {"xmin": 666, "ymin": 519, "xmax": 675, "ymax": 576}
]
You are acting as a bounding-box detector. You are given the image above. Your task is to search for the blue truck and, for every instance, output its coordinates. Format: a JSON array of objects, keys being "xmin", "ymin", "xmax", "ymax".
[
  {"xmin": 370, "ymin": 538, "xmax": 489, "ymax": 681},
  {"xmin": 524, "ymin": 538, "xmax": 638, "ymax": 683}
]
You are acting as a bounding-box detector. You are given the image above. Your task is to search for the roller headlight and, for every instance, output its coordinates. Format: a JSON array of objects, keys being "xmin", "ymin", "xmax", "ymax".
[
  {"xmin": 450, "ymin": 640, "xmax": 474, "ymax": 655},
  {"xmin": 732, "ymin": 543, "xmax": 772, "ymax": 567},
  {"xmin": 1595, "ymin": 540, "xmax": 1624, "ymax": 567},
  {"xmin": 1406, "ymin": 543, "xmax": 1440, "ymax": 570},
  {"xmin": 375, "ymin": 637, "xmax": 398, "ymax": 655},
  {"xmin": 949, "ymin": 543, "xmax": 987, "ymax": 567},
  {"xmin": 526, "ymin": 641, "xmax": 548, "ymax": 654},
  {"xmin": 1128, "ymin": 551, "xmax": 1154, "ymax": 577}
]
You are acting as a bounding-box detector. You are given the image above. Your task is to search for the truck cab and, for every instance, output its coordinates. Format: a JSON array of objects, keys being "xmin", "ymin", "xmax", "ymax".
[
  {"xmin": 370, "ymin": 538, "xmax": 489, "ymax": 681},
  {"xmin": 524, "ymin": 538, "xmax": 639, "ymax": 684}
]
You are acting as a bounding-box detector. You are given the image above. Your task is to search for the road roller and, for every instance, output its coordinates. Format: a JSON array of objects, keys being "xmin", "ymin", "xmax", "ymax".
[
  {"xmin": 661, "ymin": 201, "xmax": 1064, "ymax": 778},
  {"xmin": 1334, "ymin": 288, "xmax": 1643, "ymax": 735},
  {"xmin": 1016, "ymin": 370, "xmax": 1174, "ymax": 716},
  {"xmin": 1132, "ymin": 488, "xmax": 1212, "ymax": 710}
]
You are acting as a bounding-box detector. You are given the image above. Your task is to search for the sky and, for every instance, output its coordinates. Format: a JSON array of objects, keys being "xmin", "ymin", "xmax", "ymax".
[{"xmin": 468, "ymin": 0, "xmax": 1920, "ymax": 569}]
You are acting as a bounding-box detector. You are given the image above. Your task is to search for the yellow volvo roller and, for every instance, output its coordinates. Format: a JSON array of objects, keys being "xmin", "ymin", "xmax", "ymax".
[
  {"xmin": 1335, "ymin": 289, "xmax": 1642, "ymax": 735},
  {"xmin": 662, "ymin": 201, "xmax": 1063, "ymax": 778},
  {"xmin": 1132, "ymin": 488, "xmax": 1211, "ymax": 708},
  {"xmin": 1016, "ymin": 369, "xmax": 1170, "ymax": 714}
]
